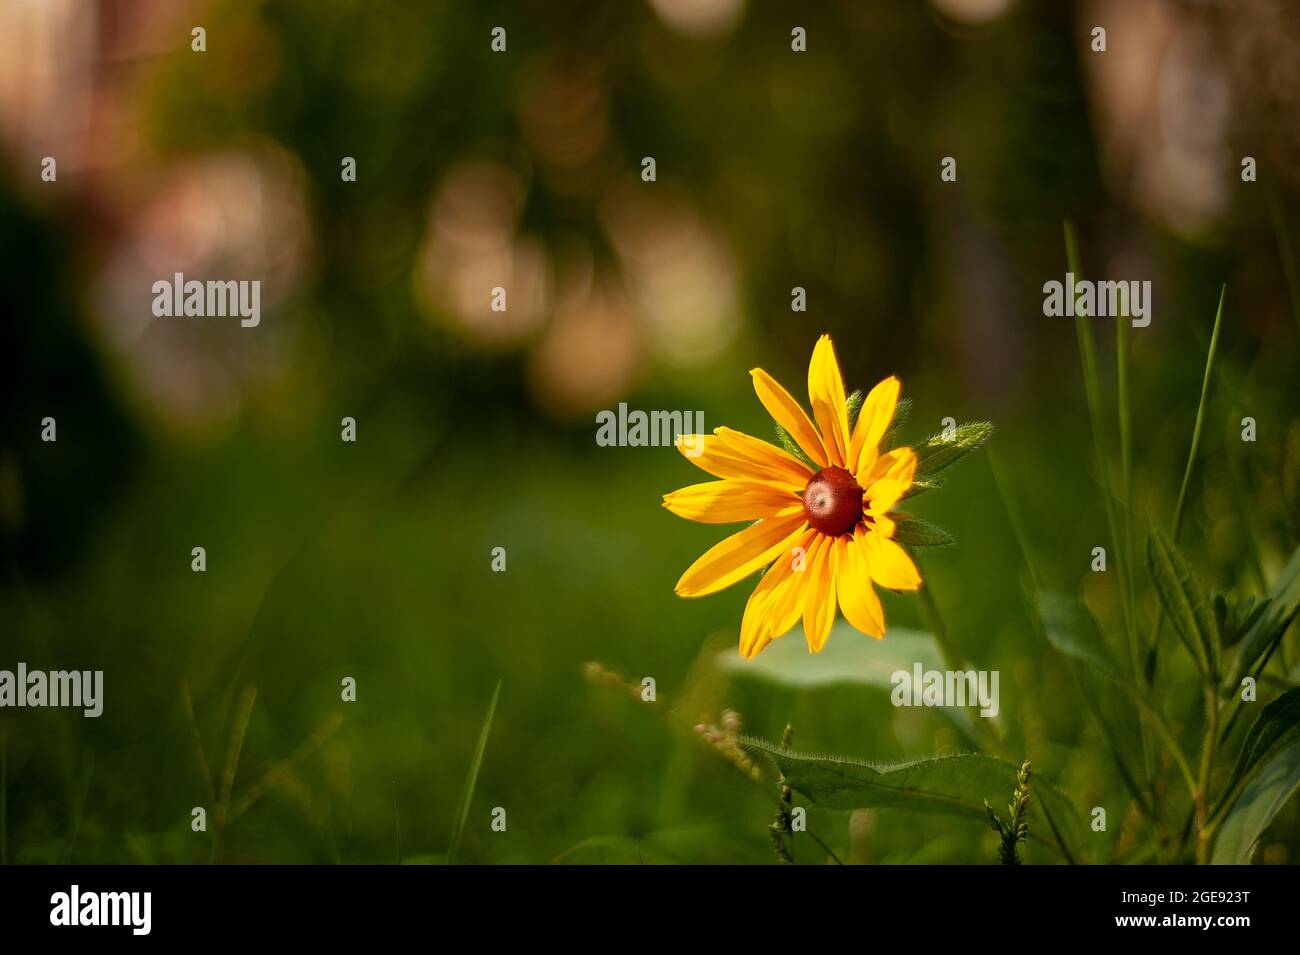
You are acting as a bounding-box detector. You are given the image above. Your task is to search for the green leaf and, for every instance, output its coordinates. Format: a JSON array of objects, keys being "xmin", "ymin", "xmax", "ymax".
[
  {"xmin": 1146, "ymin": 526, "xmax": 1220, "ymax": 677},
  {"xmin": 891, "ymin": 513, "xmax": 956, "ymax": 548},
  {"xmin": 913, "ymin": 422, "xmax": 993, "ymax": 479},
  {"xmin": 718, "ymin": 624, "xmax": 974, "ymax": 738},
  {"xmin": 1210, "ymin": 739, "xmax": 1300, "ymax": 864},
  {"xmin": 738, "ymin": 741, "xmax": 1083, "ymax": 860},
  {"xmin": 774, "ymin": 422, "xmax": 818, "ymax": 470},
  {"xmin": 719, "ymin": 625, "xmax": 946, "ymax": 691},
  {"xmin": 1033, "ymin": 589, "xmax": 1157, "ymax": 809},
  {"xmin": 883, "ymin": 397, "xmax": 913, "ymax": 450},
  {"xmin": 1035, "ymin": 591, "xmax": 1118, "ymax": 677},
  {"xmin": 1230, "ymin": 544, "xmax": 1300, "ymax": 686},
  {"xmin": 1214, "ymin": 593, "xmax": 1269, "ymax": 650},
  {"xmin": 447, "ymin": 679, "xmax": 501, "ymax": 864},
  {"xmin": 1212, "ymin": 687, "xmax": 1300, "ymax": 828},
  {"xmin": 902, "ymin": 476, "xmax": 942, "ymax": 500},
  {"xmin": 845, "ymin": 389, "xmax": 865, "ymax": 433}
]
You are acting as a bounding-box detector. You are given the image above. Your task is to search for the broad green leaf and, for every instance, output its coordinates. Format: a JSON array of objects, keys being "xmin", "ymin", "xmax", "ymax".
[
  {"xmin": 1210, "ymin": 739, "xmax": 1300, "ymax": 864},
  {"xmin": 738, "ymin": 741, "xmax": 1083, "ymax": 860},
  {"xmin": 718, "ymin": 624, "xmax": 946, "ymax": 691},
  {"xmin": 1230, "ymin": 544, "xmax": 1300, "ymax": 686},
  {"xmin": 1146, "ymin": 526, "xmax": 1220, "ymax": 677},
  {"xmin": 891, "ymin": 513, "xmax": 956, "ymax": 548},
  {"xmin": 447, "ymin": 679, "xmax": 500, "ymax": 864},
  {"xmin": 913, "ymin": 422, "xmax": 993, "ymax": 479},
  {"xmin": 1212, "ymin": 687, "xmax": 1300, "ymax": 826},
  {"xmin": 1035, "ymin": 591, "xmax": 1118, "ymax": 677},
  {"xmin": 1032, "ymin": 589, "xmax": 1161, "ymax": 817},
  {"xmin": 718, "ymin": 624, "xmax": 974, "ymax": 738}
]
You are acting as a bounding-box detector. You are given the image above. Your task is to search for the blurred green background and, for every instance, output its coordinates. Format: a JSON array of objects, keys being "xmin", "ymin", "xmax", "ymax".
[{"xmin": 1, "ymin": 0, "xmax": 1298, "ymax": 863}]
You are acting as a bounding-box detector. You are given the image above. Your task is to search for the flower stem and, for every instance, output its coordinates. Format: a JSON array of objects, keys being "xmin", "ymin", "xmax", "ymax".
[{"xmin": 769, "ymin": 724, "xmax": 796, "ymax": 864}]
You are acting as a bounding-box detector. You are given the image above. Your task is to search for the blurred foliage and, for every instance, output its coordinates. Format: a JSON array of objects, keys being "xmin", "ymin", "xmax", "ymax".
[{"xmin": 1, "ymin": 0, "xmax": 1299, "ymax": 863}]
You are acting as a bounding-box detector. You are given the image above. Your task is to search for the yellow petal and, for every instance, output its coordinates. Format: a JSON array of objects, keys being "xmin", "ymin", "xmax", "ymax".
[
  {"xmin": 714, "ymin": 427, "xmax": 814, "ymax": 488},
  {"xmin": 663, "ymin": 479, "xmax": 800, "ymax": 524},
  {"xmin": 674, "ymin": 509, "xmax": 807, "ymax": 598},
  {"xmin": 836, "ymin": 533, "xmax": 886, "ymax": 638},
  {"xmin": 674, "ymin": 433, "xmax": 804, "ymax": 489},
  {"xmin": 739, "ymin": 567, "xmax": 786, "ymax": 658},
  {"xmin": 745, "ymin": 535, "xmax": 816, "ymax": 658},
  {"xmin": 801, "ymin": 534, "xmax": 839, "ymax": 653},
  {"xmin": 861, "ymin": 529, "xmax": 922, "ymax": 591},
  {"xmin": 750, "ymin": 367, "xmax": 828, "ymax": 469},
  {"xmin": 739, "ymin": 530, "xmax": 813, "ymax": 657},
  {"xmin": 807, "ymin": 335, "xmax": 850, "ymax": 468},
  {"xmin": 849, "ymin": 376, "xmax": 901, "ymax": 475},
  {"xmin": 862, "ymin": 446, "xmax": 917, "ymax": 514}
]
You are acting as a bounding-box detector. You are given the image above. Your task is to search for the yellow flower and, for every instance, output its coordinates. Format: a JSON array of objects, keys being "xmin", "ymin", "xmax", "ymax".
[{"xmin": 664, "ymin": 335, "xmax": 922, "ymax": 659}]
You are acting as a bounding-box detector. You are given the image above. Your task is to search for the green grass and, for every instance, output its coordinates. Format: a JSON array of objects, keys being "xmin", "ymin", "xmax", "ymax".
[{"xmin": 447, "ymin": 680, "xmax": 501, "ymax": 865}]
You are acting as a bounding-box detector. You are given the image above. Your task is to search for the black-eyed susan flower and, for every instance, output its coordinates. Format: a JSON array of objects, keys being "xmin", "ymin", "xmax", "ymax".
[{"xmin": 664, "ymin": 335, "xmax": 922, "ymax": 659}]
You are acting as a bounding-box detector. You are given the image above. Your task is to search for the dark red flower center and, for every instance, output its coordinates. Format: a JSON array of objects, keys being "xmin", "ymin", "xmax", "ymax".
[{"xmin": 801, "ymin": 466, "xmax": 864, "ymax": 537}]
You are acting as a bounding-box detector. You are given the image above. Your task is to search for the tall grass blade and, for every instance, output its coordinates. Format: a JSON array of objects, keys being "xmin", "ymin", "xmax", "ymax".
[
  {"xmin": 1064, "ymin": 221, "xmax": 1155, "ymax": 799},
  {"xmin": 180, "ymin": 678, "xmax": 216, "ymax": 805},
  {"xmin": 986, "ymin": 449, "xmax": 1043, "ymax": 591},
  {"xmin": 1064, "ymin": 221, "xmax": 1138, "ymax": 666},
  {"xmin": 1147, "ymin": 285, "xmax": 1227, "ymax": 683},
  {"xmin": 1171, "ymin": 285, "xmax": 1226, "ymax": 540},
  {"xmin": 219, "ymin": 685, "xmax": 257, "ymax": 825},
  {"xmin": 447, "ymin": 679, "xmax": 502, "ymax": 865}
]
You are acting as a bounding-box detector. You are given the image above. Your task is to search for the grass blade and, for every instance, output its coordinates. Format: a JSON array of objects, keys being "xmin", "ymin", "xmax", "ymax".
[
  {"xmin": 219, "ymin": 685, "xmax": 257, "ymax": 825},
  {"xmin": 1116, "ymin": 295, "xmax": 1134, "ymax": 525},
  {"xmin": 1064, "ymin": 221, "xmax": 1138, "ymax": 669},
  {"xmin": 1114, "ymin": 279, "xmax": 1150, "ymax": 782},
  {"xmin": 1171, "ymin": 284, "xmax": 1225, "ymax": 540},
  {"xmin": 180, "ymin": 678, "xmax": 216, "ymax": 806},
  {"xmin": 447, "ymin": 679, "xmax": 502, "ymax": 864},
  {"xmin": 1146, "ymin": 285, "xmax": 1226, "ymax": 684},
  {"xmin": 986, "ymin": 449, "xmax": 1043, "ymax": 591}
]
